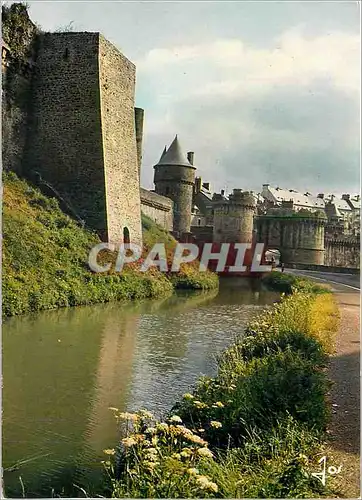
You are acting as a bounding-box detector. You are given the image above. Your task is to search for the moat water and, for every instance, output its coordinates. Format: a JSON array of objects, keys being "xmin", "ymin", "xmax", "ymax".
[{"xmin": 2, "ymin": 279, "xmax": 279, "ymax": 498}]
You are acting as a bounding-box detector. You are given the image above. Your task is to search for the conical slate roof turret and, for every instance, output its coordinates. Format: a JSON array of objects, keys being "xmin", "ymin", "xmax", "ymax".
[
  {"xmin": 154, "ymin": 135, "xmax": 195, "ymax": 168},
  {"xmin": 158, "ymin": 145, "xmax": 167, "ymax": 162}
]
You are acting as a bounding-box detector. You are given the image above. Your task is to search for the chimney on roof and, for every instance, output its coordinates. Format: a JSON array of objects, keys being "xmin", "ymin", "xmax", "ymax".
[
  {"xmin": 194, "ymin": 177, "xmax": 202, "ymax": 194},
  {"xmin": 187, "ymin": 151, "xmax": 194, "ymax": 165},
  {"xmin": 262, "ymin": 184, "xmax": 269, "ymax": 189},
  {"xmin": 317, "ymin": 193, "xmax": 324, "ymax": 199},
  {"xmin": 221, "ymin": 189, "xmax": 225, "ymax": 196},
  {"xmin": 342, "ymin": 194, "xmax": 350, "ymax": 201}
]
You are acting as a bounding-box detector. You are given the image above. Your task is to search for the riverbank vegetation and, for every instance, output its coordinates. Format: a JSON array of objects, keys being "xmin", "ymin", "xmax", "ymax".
[
  {"xmin": 2, "ymin": 172, "xmax": 218, "ymax": 317},
  {"xmin": 103, "ymin": 275, "xmax": 339, "ymax": 498}
]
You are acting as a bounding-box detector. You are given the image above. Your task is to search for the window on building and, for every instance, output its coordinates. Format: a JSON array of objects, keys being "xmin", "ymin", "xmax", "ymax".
[
  {"xmin": 165, "ymin": 187, "xmax": 170, "ymax": 195},
  {"xmin": 198, "ymin": 218, "xmax": 201, "ymax": 226},
  {"xmin": 63, "ymin": 48, "xmax": 69, "ymax": 60}
]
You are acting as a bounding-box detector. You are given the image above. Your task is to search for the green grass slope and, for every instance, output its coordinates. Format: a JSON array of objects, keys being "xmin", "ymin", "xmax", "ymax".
[{"xmin": 2, "ymin": 173, "xmax": 218, "ymax": 317}]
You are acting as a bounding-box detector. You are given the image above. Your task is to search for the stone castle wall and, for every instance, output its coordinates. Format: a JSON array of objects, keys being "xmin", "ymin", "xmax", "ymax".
[
  {"xmin": 154, "ymin": 164, "xmax": 195, "ymax": 234},
  {"xmin": 99, "ymin": 34, "xmax": 142, "ymax": 244},
  {"xmin": 25, "ymin": 32, "xmax": 108, "ymax": 231},
  {"xmin": 2, "ymin": 4, "xmax": 38, "ymax": 175},
  {"xmin": 325, "ymin": 238, "xmax": 360, "ymax": 268},
  {"xmin": 2, "ymin": 53, "xmax": 32, "ymax": 174},
  {"xmin": 3, "ymin": 22, "xmax": 142, "ymax": 244},
  {"xmin": 140, "ymin": 188, "xmax": 173, "ymax": 231},
  {"xmin": 213, "ymin": 190, "xmax": 256, "ymax": 243},
  {"xmin": 256, "ymin": 215, "xmax": 326, "ymax": 265}
]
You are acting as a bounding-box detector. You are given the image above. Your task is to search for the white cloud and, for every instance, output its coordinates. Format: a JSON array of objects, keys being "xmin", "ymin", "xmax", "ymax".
[{"xmin": 138, "ymin": 27, "xmax": 360, "ymax": 195}]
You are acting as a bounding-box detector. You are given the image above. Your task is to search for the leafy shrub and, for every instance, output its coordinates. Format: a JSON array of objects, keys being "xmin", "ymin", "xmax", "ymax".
[{"xmin": 103, "ymin": 282, "xmax": 338, "ymax": 498}]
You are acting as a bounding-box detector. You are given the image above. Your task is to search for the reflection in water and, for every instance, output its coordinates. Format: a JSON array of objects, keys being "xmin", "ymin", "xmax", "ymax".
[{"xmin": 2, "ymin": 282, "xmax": 279, "ymax": 497}]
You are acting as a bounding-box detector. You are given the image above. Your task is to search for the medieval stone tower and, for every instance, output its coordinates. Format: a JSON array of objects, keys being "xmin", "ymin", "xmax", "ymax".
[
  {"xmin": 213, "ymin": 189, "xmax": 257, "ymax": 243},
  {"xmin": 256, "ymin": 211, "xmax": 327, "ymax": 265},
  {"xmin": 22, "ymin": 31, "xmax": 142, "ymax": 245},
  {"xmin": 153, "ymin": 136, "xmax": 196, "ymax": 234}
]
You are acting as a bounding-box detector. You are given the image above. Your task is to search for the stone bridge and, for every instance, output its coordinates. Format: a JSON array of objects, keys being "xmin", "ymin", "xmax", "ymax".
[{"xmin": 255, "ymin": 213, "xmax": 326, "ymax": 266}]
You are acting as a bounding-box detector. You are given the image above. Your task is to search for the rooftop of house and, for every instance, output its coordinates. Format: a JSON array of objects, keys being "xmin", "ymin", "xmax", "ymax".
[
  {"xmin": 348, "ymin": 196, "xmax": 361, "ymax": 210},
  {"xmin": 326, "ymin": 198, "xmax": 352, "ymax": 211},
  {"xmin": 263, "ymin": 185, "xmax": 326, "ymax": 209}
]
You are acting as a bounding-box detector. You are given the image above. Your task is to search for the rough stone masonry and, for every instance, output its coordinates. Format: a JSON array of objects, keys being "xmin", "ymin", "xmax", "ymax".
[
  {"xmin": 2, "ymin": 4, "xmax": 142, "ymax": 245},
  {"xmin": 28, "ymin": 32, "xmax": 142, "ymax": 245}
]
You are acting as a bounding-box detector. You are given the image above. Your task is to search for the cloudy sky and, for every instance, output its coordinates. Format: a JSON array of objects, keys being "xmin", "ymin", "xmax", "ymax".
[{"xmin": 25, "ymin": 1, "xmax": 360, "ymax": 196}]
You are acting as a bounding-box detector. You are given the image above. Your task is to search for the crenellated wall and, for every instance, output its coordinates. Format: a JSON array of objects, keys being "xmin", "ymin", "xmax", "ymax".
[
  {"xmin": 140, "ymin": 188, "xmax": 173, "ymax": 231},
  {"xmin": 256, "ymin": 213, "xmax": 327, "ymax": 265},
  {"xmin": 213, "ymin": 190, "xmax": 256, "ymax": 243},
  {"xmin": 325, "ymin": 237, "xmax": 360, "ymax": 268}
]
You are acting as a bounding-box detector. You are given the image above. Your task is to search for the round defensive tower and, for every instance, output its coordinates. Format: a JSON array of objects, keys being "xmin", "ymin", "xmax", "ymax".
[
  {"xmin": 284, "ymin": 211, "xmax": 327, "ymax": 265},
  {"xmin": 213, "ymin": 189, "xmax": 257, "ymax": 243},
  {"xmin": 153, "ymin": 135, "xmax": 196, "ymax": 235}
]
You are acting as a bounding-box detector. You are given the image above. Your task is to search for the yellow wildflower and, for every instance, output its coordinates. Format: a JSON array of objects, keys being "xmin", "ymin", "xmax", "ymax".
[
  {"xmin": 169, "ymin": 415, "xmax": 183, "ymax": 423},
  {"xmin": 183, "ymin": 393, "xmax": 194, "ymax": 400},
  {"xmin": 103, "ymin": 448, "xmax": 116, "ymax": 455},
  {"xmin": 210, "ymin": 421, "xmax": 222, "ymax": 428},
  {"xmin": 185, "ymin": 434, "xmax": 207, "ymax": 445},
  {"xmin": 213, "ymin": 401, "xmax": 224, "ymax": 408},
  {"xmin": 156, "ymin": 422, "xmax": 169, "ymax": 432},
  {"xmin": 193, "ymin": 401, "xmax": 207, "ymax": 409},
  {"xmin": 144, "ymin": 460, "xmax": 158, "ymax": 470},
  {"xmin": 134, "ymin": 433, "xmax": 145, "ymax": 442},
  {"xmin": 121, "ymin": 437, "xmax": 137, "ymax": 447},
  {"xmin": 138, "ymin": 410, "xmax": 154, "ymax": 419},
  {"xmin": 197, "ymin": 447, "xmax": 213, "ymax": 458},
  {"xmin": 196, "ymin": 475, "xmax": 218, "ymax": 492},
  {"xmin": 145, "ymin": 448, "xmax": 158, "ymax": 461},
  {"xmin": 187, "ymin": 467, "xmax": 199, "ymax": 476},
  {"xmin": 117, "ymin": 412, "xmax": 139, "ymax": 422},
  {"xmin": 145, "ymin": 427, "xmax": 157, "ymax": 435}
]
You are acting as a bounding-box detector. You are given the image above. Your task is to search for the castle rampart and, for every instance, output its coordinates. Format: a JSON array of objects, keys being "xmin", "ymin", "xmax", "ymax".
[
  {"xmin": 256, "ymin": 212, "xmax": 326, "ymax": 265},
  {"xmin": 140, "ymin": 188, "xmax": 173, "ymax": 231},
  {"xmin": 98, "ymin": 34, "xmax": 142, "ymax": 245},
  {"xmin": 213, "ymin": 189, "xmax": 256, "ymax": 243},
  {"xmin": 4, "ymin": 26, "xmax": 142, "ymax": 244},
  {"xmin": 325, "ymin": 236, "xmax": 360, "ymax": 268}
]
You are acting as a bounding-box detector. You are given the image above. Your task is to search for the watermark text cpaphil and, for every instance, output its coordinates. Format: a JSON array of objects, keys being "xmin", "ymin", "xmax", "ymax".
[{"xmin": 88, "ymin": 242, "xmax": 272, "ymax": 274}]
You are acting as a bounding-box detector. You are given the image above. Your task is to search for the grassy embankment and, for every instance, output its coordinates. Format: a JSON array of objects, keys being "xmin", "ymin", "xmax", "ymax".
[
  {"xmin": 102, "ymin": 271, "xmax": 340, "ymax": 498},
  {"xmin": 2, "ymin": 172, "xmax": 218, "ymax": 317}
]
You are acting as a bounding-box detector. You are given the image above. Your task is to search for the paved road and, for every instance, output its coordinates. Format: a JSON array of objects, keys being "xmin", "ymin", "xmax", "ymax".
[
  {"xmin": 285, "ymin": 268, "xmax": 360, "ymax": 291},
  {"xmin": 287, "ymin": 267, "xmax": 360, "ymax": 496}
]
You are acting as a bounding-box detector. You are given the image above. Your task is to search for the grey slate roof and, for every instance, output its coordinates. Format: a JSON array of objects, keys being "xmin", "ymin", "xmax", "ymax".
[
  {"xmin": 348, "ymin": 197, "xmax": 361, "ymax": 210},
  {"xmin": 330, "ymin": 199, "xmax": 352, "ymax": 211},
  {"xmin": 264, "ymin": 186, "xmax": 325, "ymax": 209},
  {"xmin": 154, "ymin": 135, "xmax": 194, "ymax": 168}
]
